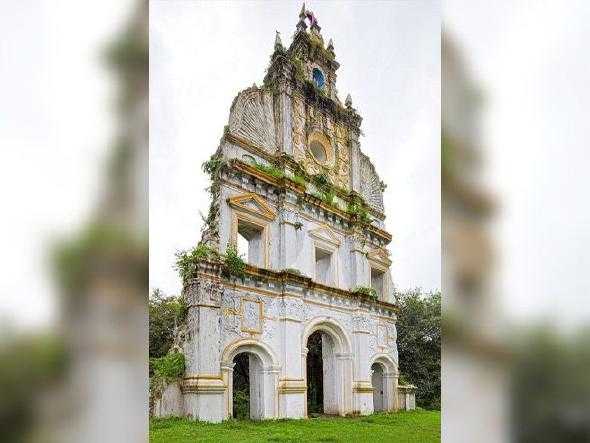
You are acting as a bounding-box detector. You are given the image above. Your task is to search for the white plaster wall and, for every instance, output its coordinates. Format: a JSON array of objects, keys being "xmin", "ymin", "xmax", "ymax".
[{"xmin": 153, "ymin": 382, "xmax": 184, "ymax": 418}]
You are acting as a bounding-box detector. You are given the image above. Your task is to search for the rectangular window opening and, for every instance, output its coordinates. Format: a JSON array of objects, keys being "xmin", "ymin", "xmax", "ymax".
[
  {"xmin": 371, "ymin": 267, "xmax": 385, "ymax": 299},
  {"xmin": 315, "ymin": 247, "xmax": 333, "ymax": 285},
  {"xmin": 237, "ymin": 220, "xmax": 264, "ymax": 267}
]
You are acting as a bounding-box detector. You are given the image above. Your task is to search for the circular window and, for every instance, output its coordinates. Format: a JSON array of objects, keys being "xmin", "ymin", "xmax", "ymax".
[
  {"xmin": 312, "ymin": 68, "xmax": 325, "ymax": 89},
  {"xmin": 309, "ymin": 140, "xmax": 327, "ymax": 163}
]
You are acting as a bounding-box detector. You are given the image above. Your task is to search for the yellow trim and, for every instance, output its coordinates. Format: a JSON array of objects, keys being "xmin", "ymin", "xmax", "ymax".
[{"xmin": 240, "ymin": 298, "xmax": 264, "ymax": 334}]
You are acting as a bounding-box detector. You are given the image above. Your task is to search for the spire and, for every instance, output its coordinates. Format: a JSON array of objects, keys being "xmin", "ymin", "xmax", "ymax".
[
  {"xmin": 345, "ymin": 94, "xmax": 353, "ymax": 108},
  {"xmin": 327, "ymin": 38, "xmax": 335, "ymax": 55},
  {"xmin": 274, "ymin": 31, "xmax": 284, "ymax": 52},
  {"xmin": 296, "ymin": 3, "xmax": 307, "ymax": 33}
]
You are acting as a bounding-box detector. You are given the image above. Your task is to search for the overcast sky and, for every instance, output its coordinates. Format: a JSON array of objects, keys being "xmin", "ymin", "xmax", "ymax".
[
  {"xmin": 0, "ymin": 0, "xmax": 135, "ymax": 330},
  {"xmin": 445, "ymin": 1, "xmax": 590, "ymax": 328},
  {"xmin": 150, "ymin": 1, "xmax": 441, "ymax": 297}
]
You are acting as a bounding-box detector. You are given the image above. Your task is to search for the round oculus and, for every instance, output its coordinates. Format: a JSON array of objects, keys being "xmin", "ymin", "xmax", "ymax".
[{"xmin": 309, "ymin": 140, "xmax": 327, "ymax": 163}]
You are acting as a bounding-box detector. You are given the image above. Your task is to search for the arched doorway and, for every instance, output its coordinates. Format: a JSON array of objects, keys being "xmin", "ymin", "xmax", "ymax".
[
  {"xmin": 302, "ymin": 318, "xmax": 353, "ymax": 417},
  {"xmin": 231, "ymin": 352, "xmax": 265, "ymax": 419},
  {"xmin": 221, "ymin": 339, "xmax": 279, "ymax": 420},
  {"xmin": 370, "ymin": 354, "xmax": 398, "ymax": 412},
  {"xmin": 371, "ymin": 362, "xmax": 385, "ymax": 411}
]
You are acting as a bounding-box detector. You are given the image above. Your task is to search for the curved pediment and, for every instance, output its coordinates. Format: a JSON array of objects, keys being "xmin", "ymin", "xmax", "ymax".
[{"xmin": 228, "ymin": 87, "xmax": 276, "ymax": 153}]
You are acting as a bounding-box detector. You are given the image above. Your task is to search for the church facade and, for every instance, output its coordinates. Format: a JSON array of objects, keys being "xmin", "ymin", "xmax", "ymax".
[{"xmin": 157, "ymin": 7, "xmax": 409, "ymax": 422}]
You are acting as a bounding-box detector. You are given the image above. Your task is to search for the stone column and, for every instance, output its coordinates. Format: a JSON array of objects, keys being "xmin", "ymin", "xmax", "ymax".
[
  {"xmin": 335, "ymin": 352, "xmax": 354, "ymax": 415},
  {"xmin": 349, "ymin": 235, "xmax": 369, "ymax": 289},
  {"xmin": 182, "ymin": 278, "xmax": 226, "ymax": 422},
  {"xmin": 383, "ymin": 372, "xmax": 399, "ymax": 411},
  {"xmin": 220, "ymin": 362, "xmax": 235, "ymax": 419},
  {"xmin": 352, "ymin": 314, "xmax": 374, "ymax": 415},
  {"xmin": 350, "ymin": 130, "xmax": 361, "ymax": 193},
  {"xmin": 278, "ymin": 295, "xmax": 306, "ymax": 418},
  {"xmin": 278, "ymin": 208, "xmax": 300, "ymax": 270},
  {"xmin": 275, "ymin": 84, "xmax": 293, "ymax": 155}
]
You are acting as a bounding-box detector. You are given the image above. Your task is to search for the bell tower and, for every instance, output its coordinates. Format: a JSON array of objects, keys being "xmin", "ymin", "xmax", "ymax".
[{"xmin": 159, "ymin": 4, "xmax": 400, "ymax": 423}]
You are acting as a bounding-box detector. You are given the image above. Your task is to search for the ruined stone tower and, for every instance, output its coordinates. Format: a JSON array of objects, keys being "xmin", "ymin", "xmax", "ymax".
[{"xmin": 164, "ymin": 6, "xmax": 403, "ymax": 422}]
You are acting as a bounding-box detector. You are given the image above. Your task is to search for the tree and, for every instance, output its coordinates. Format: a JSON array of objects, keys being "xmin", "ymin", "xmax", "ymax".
[
  {"xmin": 395, "ymin": 288, "xmax": 441, "ymax": 409},
  {"xmin": 149, "ymin": 288, "xmax": 185, "ymax": 362}
]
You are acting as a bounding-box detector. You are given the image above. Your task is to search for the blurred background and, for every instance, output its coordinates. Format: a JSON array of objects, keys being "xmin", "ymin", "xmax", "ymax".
[
  {"xmin": 2, "ymin": 0, "xmax": 590, "ymax": 442},
  {"xmin": 0, "ymin": 0, "xmax": 147, "ymax": 441},
  {"xmin": 444, "ymin": 1, "xmax": 590, "ymax": 442}
]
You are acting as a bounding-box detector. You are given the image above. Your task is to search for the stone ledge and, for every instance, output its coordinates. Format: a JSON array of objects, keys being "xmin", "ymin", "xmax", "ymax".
[
  {"xmin": 224, "ymin": 156, "xmax": 391, "ymax": 243},
  {"xmin": 192, "ymin": 261, "xmax": 399, "ymax": 314}
]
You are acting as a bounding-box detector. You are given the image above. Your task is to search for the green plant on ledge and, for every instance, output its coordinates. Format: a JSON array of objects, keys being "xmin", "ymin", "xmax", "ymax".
[
  {"xmin": 282, "ymin": 268, "xmax": 302, "ymax": 275},
  {"xmin": 347, "ymin": 202, "xmax": 372, "ymax": 225},
  {"xmin": 294, "ymin": 221, "xmax": 303, "ymax": 230},
  {"xmin": 252, "ymin": 160, "xmax": 285, "ymax": 180},
  {"xmin": 312, "ymin": 173, "xmax": 330, "ymax": 188},
  {"xmin": 352, "ymin": 286, "xmax": 378, "ymax": 300},
  {"xmin": 290, "ymin": 174, "xmax": 307, "ymax": 188},
  {"xmin": 202, "ymin": 154, "xmax": 227, "ymax": 179},
  {"xmin": 224, "ymin": 244, "xmax": 246, "ymax": 280},
  {"xmin": 174, "ymin": 244, "xmax": 218, "ymax": 284}
]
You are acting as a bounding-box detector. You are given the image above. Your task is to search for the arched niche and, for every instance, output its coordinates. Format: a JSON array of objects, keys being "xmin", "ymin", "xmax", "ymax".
[
  {"xmin": 370, "ymin": 354, "xmax": 398, "ymax": 412},
  {"xmin": 301, "ymin": 317, "xmax": 353, "ymax": 416},
  {"xmin": 221, "ymin": 339, "xmax": 280, "ymax": 420}
]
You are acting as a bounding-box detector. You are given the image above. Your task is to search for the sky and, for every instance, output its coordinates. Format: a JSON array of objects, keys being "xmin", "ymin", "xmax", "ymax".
[
  {"xmin": 445, "ymin": 1, "xmax": 590, "ymax": 328},
  {"xmin": 150, "ymin": 1, "xmax": 442, "ymax": 297},
  {"xmin": 0, "ymin": 0, "xmax": 136, "ymax": 330}
]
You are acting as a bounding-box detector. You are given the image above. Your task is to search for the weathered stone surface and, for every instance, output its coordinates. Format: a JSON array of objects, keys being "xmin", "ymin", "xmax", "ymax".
[{"xmin": 175, "ymin": 7, "xmax": 406, "ymax": 423}]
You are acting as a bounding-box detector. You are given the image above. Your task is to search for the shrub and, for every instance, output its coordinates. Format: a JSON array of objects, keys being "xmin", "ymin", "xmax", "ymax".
[
  {"xmin": 232, "ymin": 389, "xmax": 250, "ymax": 420},
  {"xmin": 150, "ymin": 351, "xmax": 186, "ymax": 400},
  {"xmin": 174, "ymin": 244, "xmax": 217, "ymax": 283},
  {"xmin": 149, "ymin": 289, "xmax": 187, "ymax": 362},
  {"xmin": 224, "ymin": 245, "xmax": 246, "ymax": 279},
  {"xmin": 282, "ymin": 268, "xmax": 302, "ymax": 275},
  {"xmin": 152, "ymin": 352, "xmax": 185, "ymax": 380},
  {"xmin": 312, "ymin": 173, "xmax": 330, "ymax": 188},
  {"xmin": 352, "ymin": 286, "xmax": 378, "ymax": 300},
  {"xmin": 347, "ymin": 202, "xmax": 371, "ymax": 225},
  {"xmin": 202, "ymin": 155, "xmax": 226, "ymax": 179}
]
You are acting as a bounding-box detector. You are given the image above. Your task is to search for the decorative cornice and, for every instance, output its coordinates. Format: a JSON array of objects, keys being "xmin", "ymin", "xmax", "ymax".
[
  {"xmin": 192, "ymin": 261, "xmax": 399, "ymax": 314},
  {"xmin": 225, "ymin": 158, "xmax": 392, "ymax": 244}
]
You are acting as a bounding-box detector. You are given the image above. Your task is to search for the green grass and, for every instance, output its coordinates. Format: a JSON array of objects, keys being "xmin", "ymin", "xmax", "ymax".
[{"xmin": 150, "ymin": 409, "xmax": 440, "ymax": 443}]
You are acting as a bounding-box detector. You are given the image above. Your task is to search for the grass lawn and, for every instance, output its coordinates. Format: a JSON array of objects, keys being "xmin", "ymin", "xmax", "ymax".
[{"xmin": 150, "ymin": 409, "xmax": 440, "ymax": 443}]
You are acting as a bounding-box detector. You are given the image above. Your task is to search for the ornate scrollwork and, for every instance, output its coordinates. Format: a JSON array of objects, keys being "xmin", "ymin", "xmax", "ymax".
[
  {"xmin": 229, "ymin": 87, "xmax": 276, "ymax": 152},
  {"xmin": 291, "ymin": 99, "xmax": 351, "ymax": 190}
]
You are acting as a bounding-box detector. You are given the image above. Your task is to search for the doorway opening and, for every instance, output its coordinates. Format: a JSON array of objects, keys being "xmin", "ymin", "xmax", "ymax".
[
  {"xmin": 232, "ymin": 352, "xmax": 264, "ymax": 420},
  {"xmin": 306, "ymin": 330, "xmax": 340, "ymax": 416},
  {"xmin": 371, "ymin": 362, "xmax": 385, "ymax": 412},
  {"xmin": 306, "ymin": 331, "xmax": 324, "ymax": 415}
]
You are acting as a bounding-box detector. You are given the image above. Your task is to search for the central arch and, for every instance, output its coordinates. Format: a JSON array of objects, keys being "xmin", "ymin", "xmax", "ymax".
[
  {"xmin": 221, "ymin": 339, "xmax": 280, "ymax": 420},
  {"xmin": 301, "ymin": 317, "xmax": 353, "ymax": 417},
  {"xmin": 370, "ymin": 354, "xmax": 398, "ymax": 412}
]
